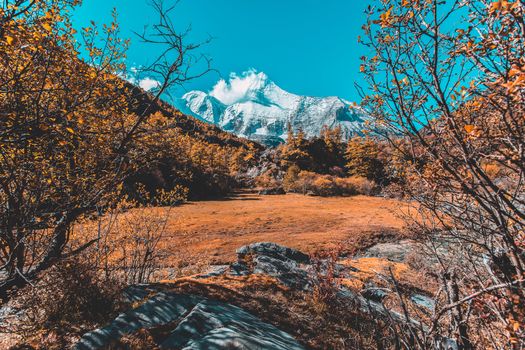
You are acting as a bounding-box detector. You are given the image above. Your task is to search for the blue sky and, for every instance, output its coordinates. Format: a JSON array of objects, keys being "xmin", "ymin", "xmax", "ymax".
[{"xmin": 73, "ymin": 1, "xmax": 371, "ymax": 102}]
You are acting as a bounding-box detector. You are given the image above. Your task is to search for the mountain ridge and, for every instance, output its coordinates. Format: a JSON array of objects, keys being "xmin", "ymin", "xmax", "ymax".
[{"xmin": 176, "ymin": 71, "xmax": 373, "ymax": 145}]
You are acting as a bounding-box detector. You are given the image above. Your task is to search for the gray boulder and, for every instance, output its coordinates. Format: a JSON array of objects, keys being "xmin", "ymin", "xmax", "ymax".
[
  {"xmin": 362, "ymin": 240, "xmax": 417, "ymax": 262},
  {"xmin": 74, "ymin": 288, "xmax": 305, "ymax": 350},
  {"xmin": 234, "ymin": 242, "xmax": 311, "ymax": 290},
  {"xmin": 236, "ymin": 242, "xmax": 310, "ymax": 264},
  {"xmin": 161, "ymin": 298, "xmax": 304, "ymax": 349}
]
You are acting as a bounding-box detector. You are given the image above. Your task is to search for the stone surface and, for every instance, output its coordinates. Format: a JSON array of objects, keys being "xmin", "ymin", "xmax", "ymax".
[
  {"xmin": 361, "ymin": 283, "xmax": 388, "ymax": 302},
  {"xmin": 410, "ymin": 294, "xmax": 435, "ymax": 311},
  {"xmin": 75, "ymin": 292, "xmax": 200, "ymax": 350},
  {"xmin": 362, "ymin": 240, "xmax": 417, "ymax": 262},
  {"xmin": 160, "ymin": 299, "xmax": 305, "ymax": 350},
  {"xmin": 74, "ymin": 288, "xmax": 305, "ymax": 350},
  {"xmin": 234, "ymin": 242, "xmax": 311, "ymax": 290},
  {"xmin": 236, "ymin": 242, "xmax": 310, "ymax": 264}
]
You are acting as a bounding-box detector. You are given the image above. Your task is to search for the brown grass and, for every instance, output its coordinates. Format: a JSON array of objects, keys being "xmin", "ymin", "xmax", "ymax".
[{"xmin": 73, "ymin": 193, "xmax": 409, "ymax": 277}]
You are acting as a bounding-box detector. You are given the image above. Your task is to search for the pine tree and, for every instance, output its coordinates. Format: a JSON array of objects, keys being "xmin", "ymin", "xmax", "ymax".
[{"xmin": 345, "ymin": 137, "xmax": 385, "ymax": 183}]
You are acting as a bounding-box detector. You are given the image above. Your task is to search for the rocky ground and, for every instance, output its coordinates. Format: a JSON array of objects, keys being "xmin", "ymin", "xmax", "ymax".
[
  {"xmin": 2, "ymin": 195, "xmax": 434, "ymax": 349},
  {"xmin": 73, "ymin": 241, "xmax": 444, "ymax": 350}
]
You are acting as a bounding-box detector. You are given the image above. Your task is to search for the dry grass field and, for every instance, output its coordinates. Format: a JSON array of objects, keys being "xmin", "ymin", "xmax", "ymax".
[{"xmin": 74, "ymin": 192, "xmax": 409, "ymax": 277}]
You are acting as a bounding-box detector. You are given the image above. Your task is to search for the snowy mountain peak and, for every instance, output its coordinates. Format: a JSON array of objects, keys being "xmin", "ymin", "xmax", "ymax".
[
  {"xmin": 209, "ymin": 70, "xmax": 272, "ymax": 105},
  {"xmin": 179, "ymin": 70, "xmax": 372, "ymax": 146}
]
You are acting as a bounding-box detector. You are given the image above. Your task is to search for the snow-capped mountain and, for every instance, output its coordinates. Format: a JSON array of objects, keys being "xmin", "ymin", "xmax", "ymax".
[{"xmin": 177, "ymin": 70, "xmax": 373, "ymax": 145}]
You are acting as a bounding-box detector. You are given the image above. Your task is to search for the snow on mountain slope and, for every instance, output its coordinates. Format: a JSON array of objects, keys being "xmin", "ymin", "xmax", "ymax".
[{"xmin": 179, "ymin": 70, "xmax": 373, "ymax": 145}]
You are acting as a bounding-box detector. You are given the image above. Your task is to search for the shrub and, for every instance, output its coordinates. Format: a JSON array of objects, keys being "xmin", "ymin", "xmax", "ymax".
[
  {"xmin": 255, "ymin": 169, "xmax": 281, "ymax": 189},
  {"xmin": 341, "ymin": 176, "xmax": 376, "ymax": 196},
  {"xmin": 310, "ymin": 248, "xmax": 342, "ymax": 308},
  {"xmin": 312, "ymin": 177, "xmax": 337, "ymax": 196},
  {"xmin": 75, "ymin": 203, "xmax": 173, "ymax": 285},
  {"xmin": 11, "ymin": 259, "xmax": 124, "ymax": 347},
  {"xmin": 333, "ymin": 177, "xmax": 357, "ymax": 195},
  {"xmin": 282, "ymin": 165, "xmax": 301, "ymax": 191},
  {"xmin": 285, "ymin": 171, "xmax": 376, "ymax": 197}
]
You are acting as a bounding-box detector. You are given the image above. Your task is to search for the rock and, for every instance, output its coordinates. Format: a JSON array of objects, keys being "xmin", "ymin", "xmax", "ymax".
[
  {"xmin": 360, "ymin": 283, "xmax": 388, "ymax": 302},
  {"xmin": 410, "ymin": 294, "xmax": 435, "ymax": 311},
  {"xmin": 236, "ymin": 242, "xmax": 310, "ymax": 264},
  {"xmin": 75, "ymin": 292, "xmax": 200, "ymax": 350},
  {"xmin": 362, "ymin": 240, "xmax": 417, "ymax": 262},
  {"xmin": 229, "ymin": 261, "xmax": 252, "ymax": 276},
  {"xmin": 234, "ymin": 243, "xmax": 311, "ymax": 290},
  {"xmin": 252, "ymin": 254, "xmax": 311, "ymax": 290},
  {"xmin": 160, "ymin": 299, "xmax": 305, "ymax": 350},
  {"xmin": 258, "ymin": 187, "xmax": 286, "ymax": 195},
  {"xmin": 196, "ymin": 265, "xmax": 230, "ymax": 279},
  {"xmin": 74, "ymin": 288, "xmax": 305, "ymax": 350}
]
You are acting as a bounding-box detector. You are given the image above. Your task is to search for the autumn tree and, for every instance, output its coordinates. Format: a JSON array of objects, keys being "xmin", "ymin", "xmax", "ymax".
[
  {"xmin": 0, "ymin": 0, "xmax": 210, "ymax": 300},
  {"xmin": 321, "ymin": 125, "xmax": 343, "ymax": 155},
  {"xmin": 362, "ymin": 0, "xmax": 525, "ymax": 348},
  {"xmin": 280, "ymin": 126, "xmax": 313, "ymax": 170},
  {"xmin": 345, "ymin": 136, "xmax": 385, "ymax": 183}
]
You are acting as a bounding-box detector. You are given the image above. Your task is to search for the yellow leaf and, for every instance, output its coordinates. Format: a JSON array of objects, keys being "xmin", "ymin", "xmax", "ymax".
[
  {"xmin": 42, "ymin": 23, "xmax": 52, "ymax": 32},
  {"xmin": 490, "ymin": 0, "xmax": 509, "ymax": 13},
  {"xmin": 380, "ymin": 7, "xmax": 394, "ymax": 27},
  {"xmin": 5, "ymin": 36, "xmax": 13, "ymax": 45},
  {"xmin": 464, "ymin": 125, "xmax": 475, "ymax": 133},
  {"xmin": 509, "ymin": 68, "xmax": 521, "ymax": 77},
  {"xmin": 66, "ymin": 127, "xmax": 75, "ymax": 134}
]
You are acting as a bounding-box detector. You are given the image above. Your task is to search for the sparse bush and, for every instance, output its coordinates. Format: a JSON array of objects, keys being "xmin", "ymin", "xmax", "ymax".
[
  {"xmin": 113, "ymin": 207, "xmax": 171, "ymax": 284},
  {"xmin": 11, "ymin": 259, "xmax": 124, "ymax": 347},
  {"xmin": 78, "ymin": 203, "xmax": 172, "ymax": 285},
  {"xmin": 311, "ymin": 248, "xmax": 342, "ymax": 308}
]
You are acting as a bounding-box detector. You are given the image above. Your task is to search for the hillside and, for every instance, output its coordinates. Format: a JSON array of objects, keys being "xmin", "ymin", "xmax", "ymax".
[
  {"xmin": 128, "ymin": 83, "xmax": 264, "ymax": 151},
  {"xmin": 119, "ymin": 83, "xmax": 266, "ymax": 201}
]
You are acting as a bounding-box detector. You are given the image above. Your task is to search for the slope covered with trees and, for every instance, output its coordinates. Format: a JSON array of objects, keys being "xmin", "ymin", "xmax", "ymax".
[{"xmin": 0, "ymin": 0, "xmax": 259, "ymax": 300}]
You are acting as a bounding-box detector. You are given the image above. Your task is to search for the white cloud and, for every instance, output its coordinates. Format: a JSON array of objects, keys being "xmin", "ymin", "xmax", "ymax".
[
  {"xmin": 124, "ymin": 66, "xmax": 161, "ymax": 92},
  {"xmin": 210, "ymin": 69, "xmax": 267, "ymax": 105},
  {"xmin": 138, "ymin": 77, "xmax": 161, "ymax": 92}
]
